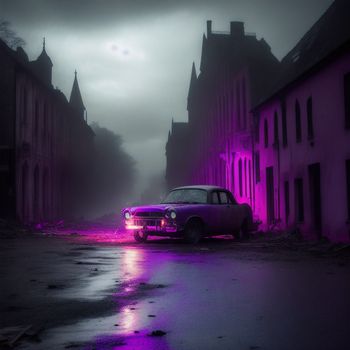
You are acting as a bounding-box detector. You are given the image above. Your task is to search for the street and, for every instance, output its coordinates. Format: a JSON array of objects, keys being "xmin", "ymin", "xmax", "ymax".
[{"xmin": 1, "ymin": 227, "xmax": 350, "ymax": 350}]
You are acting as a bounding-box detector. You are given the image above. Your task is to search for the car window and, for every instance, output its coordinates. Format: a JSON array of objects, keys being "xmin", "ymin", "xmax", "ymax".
[
  {"xmin": 162, "ymin": 189, "xmax": 207, "ymax": 204},
  {"xmin": 219, "ymin": 191, "xmax": 229, "ymax": 204},
  {"xmin": 212, "ymin": 192, "xmax": 220, "ymax": 204}
]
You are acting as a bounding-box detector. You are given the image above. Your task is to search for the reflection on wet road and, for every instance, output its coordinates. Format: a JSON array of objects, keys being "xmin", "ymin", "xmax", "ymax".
[{"xmin": 1, "ymin": 229, "xmax": 350, "ymax": 350}]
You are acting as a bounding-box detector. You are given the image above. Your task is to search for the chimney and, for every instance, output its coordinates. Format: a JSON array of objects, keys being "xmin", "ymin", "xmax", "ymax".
[
  {"xmin": 230, "ymin": 21, "xmax": 244, "ymax": 38},
  {"xmin": 207, "ymin": 20, "xmax": 212, "ymax": 36}
]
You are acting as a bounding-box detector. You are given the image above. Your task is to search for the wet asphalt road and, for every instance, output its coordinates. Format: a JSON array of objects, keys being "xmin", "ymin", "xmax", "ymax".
[{"xmin": 1, "ymin": 228, "xmax": 350, "ymax": 350}]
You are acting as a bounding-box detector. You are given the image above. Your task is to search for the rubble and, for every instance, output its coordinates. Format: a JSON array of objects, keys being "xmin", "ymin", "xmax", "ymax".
[
  {"xmin": 0, "ymin": 325, "xmax": 43, "ymax": 348},
  {"xmin": 149, "ymin": 330, "xmax": 167, "ymax": 337}
]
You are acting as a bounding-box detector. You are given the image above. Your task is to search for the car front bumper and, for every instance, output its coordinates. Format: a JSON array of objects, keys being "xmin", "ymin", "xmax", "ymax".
[{"xmin": 125, "ymin": 218, "xmax": 179, "ymax": 234}]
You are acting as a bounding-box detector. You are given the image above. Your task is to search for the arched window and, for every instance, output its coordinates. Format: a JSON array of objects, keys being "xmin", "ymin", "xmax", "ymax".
[
  {"xmin": 231, "ymin": 161, "xmax": 235, "ymax": 192},
  {"xmin": 264, "ymin": 119, "xmax": 268, "ymax": 148},
  {"xmin": 22, "ymin": 87, "xmax": 28, "ymax": 125},
  {"xmin": 274, "ymin": 112, "xmax": 279, "ymax": 144},
  {"xmin": 244, "ymin": 158, "xmax": 247, "ymax": 196},
  {"xmin": 281, "ymin": 100, "xmax": 288, "ymax": 147},
  {"xmin": 43, "ymin": 102, "xmax": 48, "ymax": 137},
  {"xmin": 238, "ymin": 159, "xmax": 243, "ymax": 197},
  {"xmin": 236, "ymin": 81, "xmax": 241, "ymax": 129},
  {"xmin": 248, "ymin": 160, "xmax": 252, "ymax": 200},
  {"xmin": 295, "ymin": 100, "xmax": 302, "ymax": 142},
  {"xmin": 307, "ymin": 97, "xmax": 314, "ymax": 140},
  {"xmin": 34, "ymin": 99, "xmax": 39, "ymax": 138},
  {"xmin": 242, "ymin": 78, "xmax": 247, "ymax": 129}
]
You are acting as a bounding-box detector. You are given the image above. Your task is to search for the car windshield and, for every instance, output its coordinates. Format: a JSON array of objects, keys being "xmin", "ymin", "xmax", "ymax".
[{"xmin": 162, "ymin": 189, "xmax": 207, "ymax": 204}]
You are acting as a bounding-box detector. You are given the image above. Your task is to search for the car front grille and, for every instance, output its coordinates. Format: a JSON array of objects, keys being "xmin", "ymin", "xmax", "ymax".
[
  {"xmin": 134, "ymin": 212, "xmax": 164, "ymax": 218},
  {"xmin": 133, "ymin": 219, "xmax": 162, "ymax": 227}
]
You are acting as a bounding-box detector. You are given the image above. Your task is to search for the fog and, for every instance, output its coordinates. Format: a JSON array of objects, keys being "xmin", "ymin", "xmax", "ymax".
[{"xmin": 0, "ymin": 0, "xmax": 332, "ymax": 197}]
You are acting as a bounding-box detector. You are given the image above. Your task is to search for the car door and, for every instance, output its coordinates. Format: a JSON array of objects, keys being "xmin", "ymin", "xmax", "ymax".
[
  {"xmin": 218, "ymin": 191, "xmax": 242, "ymax": 233},
  {"xmin": 207, "ymin": 191, "xmax": 226, "ymax": 235}
]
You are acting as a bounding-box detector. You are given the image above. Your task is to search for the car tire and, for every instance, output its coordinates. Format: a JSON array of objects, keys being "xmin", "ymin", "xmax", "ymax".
[
  {"xmin": 134, "ymin": 230, "xmax": 148, "ymax": 243},
  {"xmin": 240, "ymin": 219, "xmax": 250, "ymax": 240},
  {"xmin": 232, "ymin": 219, "xmax": 249, "ymax": 241},
  {"xmin": 185, "ymin": 220, "xmax": 203, "ymax": 244},
  {"xmin": 232, "ymin": 229, "xmax": 241, "ymax": 241}
]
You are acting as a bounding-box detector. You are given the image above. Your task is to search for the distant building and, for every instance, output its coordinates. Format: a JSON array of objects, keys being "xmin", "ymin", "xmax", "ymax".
[
  {"xmin": 166, "ymin": 20, "xmax": 280, "ymax": 200},
  {"xmin": 0, "ymin": 39, "xmax": 94, "ymax": 223},
  {"xmin": 166, "ymin": 0, "xmax": 350, "ymax": 242},
  {"xmin": 166, "ymin": 120, "xmax": 190, "ymax": 189}
]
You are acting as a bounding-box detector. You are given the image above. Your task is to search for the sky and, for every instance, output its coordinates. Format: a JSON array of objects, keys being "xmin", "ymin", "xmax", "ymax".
[{"xmin": 0, "ymin": 0, "xmax": 333, "ymax": 194}]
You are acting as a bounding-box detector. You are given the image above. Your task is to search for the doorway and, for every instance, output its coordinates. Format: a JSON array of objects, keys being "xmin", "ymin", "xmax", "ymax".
[
  {"xmin": 308, "ymin": 163, "xmax": 322, "ymax": 237},
  {"xmin": 266, "ymin": 166, "xmax": 275, "ymax": 224}
]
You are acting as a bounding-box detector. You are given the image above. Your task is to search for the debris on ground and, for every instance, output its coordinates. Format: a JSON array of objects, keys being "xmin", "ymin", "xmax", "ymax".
[
  {"xmin": 47, "ymin": 284, "xmax": 66, "ymax": 290},
  {"xmin": 0, "ymin": 325, "xmax": 43, "ymax": 348},
  {"xmin": 149, "ymin": 330, "xmax": 167, "ymax": 337}
]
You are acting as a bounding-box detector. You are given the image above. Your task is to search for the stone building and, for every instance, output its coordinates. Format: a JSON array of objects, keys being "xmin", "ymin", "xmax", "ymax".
[
  {"xmin": 166, "ymin": 20, "xmax": 280, "ymax": 203},
  {"xmin": 166, "ymin": 119, "xmax": 190, "ymax": 189},
  {"xmin": 253, "ymin": 0, "xmax": 350, "ymax": 241},
  {"xmin": 0, "ymin": 39, "xmax": 94, "ymax": 223},
  {"xmin": 166, "ymin": 0, "xmax": 350, "ymax": 242}
]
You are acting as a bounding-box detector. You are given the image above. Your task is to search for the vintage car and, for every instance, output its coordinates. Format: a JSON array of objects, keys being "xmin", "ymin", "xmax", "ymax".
[{"xmin": 122, "ymin": 185, "xmax": 254, "ymax": 243}]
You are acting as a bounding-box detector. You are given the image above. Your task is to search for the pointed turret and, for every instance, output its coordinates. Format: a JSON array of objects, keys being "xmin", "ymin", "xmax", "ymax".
[
  {"xmin": 69, "ymin": 70, "xmax": 85, "ymax": 119},
  {"xmin": 187, "ymin": 62, "xmax": 197, "ymax": 111},
  {"xmin": 188, "ymin": 62, "xmax": 197, "ymax": 95},
  {"xmin": 31, "ymin": 38, "xmax": 53, "ymax": 86}
]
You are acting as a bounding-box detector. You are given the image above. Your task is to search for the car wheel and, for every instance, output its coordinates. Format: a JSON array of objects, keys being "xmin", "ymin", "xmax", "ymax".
[
  {"xmin": 134, "ymin": 230, "xmax": 148, "ymax": 243},
  {"xmin": 185, "ymin": 220, "xmax": 203, "ymax": 244},
  {"xmin": 232, "ymin": 229, "xmax": 241, "ymax": 241},
  {"xmin": 240, "ymin": 219, "xmax": 250, "ymax": 240},
  {"xmin": 232, "ymin": 219, "xmax": 249, "ymax": 241}
]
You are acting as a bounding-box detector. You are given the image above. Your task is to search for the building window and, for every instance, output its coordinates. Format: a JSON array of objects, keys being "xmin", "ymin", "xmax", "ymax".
[
  {"xmin": 254, "ymin": 114, "xmax": 260, "ymax": 143},
  {"xmin": 238, "ymin": 159, "xmax": 243, "ymax": 197},
  {"xmin": 236, "ymin": 81, "xmax": 241, "ymax": 129},
  {"xmin": 248, "ymin": 160, "xmax": 252, "ymax": 200},
  {"xmin": 284, "ymin": 181, "xmax": 290, "ymax": 224},
  {"xmin": 295, "ymin": 100, "xmax": 302, "ymax": 143},
  {"xmin": 34, "ymin": 99, "xmax": 39, "ymax": 137},
  {"xmin": 231, "ymin": 162, "xmax": 235, "ymax": 192},
  {"xmin": 346, "ymin": 160, "xmax": 350, "ymax": 220},
  {"xmin": 244, "ymin": 158, "xmax": 247, "ymax": 196},
  {"xmin": 242, "ymin": 78, "xmax": 247, "ymax": 129},
  {"xmin": 344, "ymin": 73, "xmax": 350, "ymax": 129},
  {"xmin": 307, "ymin": 97, "xmax": 314, "ymax": 140},
  {"xmin": 281, "ymin": 100, "xmax": 288, "ymax": 147},
  {"xmin": 295, "ymin": 178, "xmax": 304, "ymax": 222},
  {"xmin": 264, "ymin": 119, "xmax": 268, "ymax": 148},
  {"xmin": 255, "ymin": 152, "xmax": 260, "ymax": 183},
  {"xmin": 274, "ymin": 112, "xmax": 279, "ymax": 145},
  {"xmin": 43, "ymin": 102, "xmax": 48, "ymax": 137},
  {"xmin": 21, "ymin": 87, "xmax": 28, "ymax": 125}
]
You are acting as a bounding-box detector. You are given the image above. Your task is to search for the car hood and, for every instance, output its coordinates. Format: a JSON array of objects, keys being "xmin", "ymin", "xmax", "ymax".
[
  {"xmin": 126, "ymin": 203, "xmax": 197, "ymax": 214},
  {"xmin": 129, "ymin": 204, "xmax": 177, "ymax": 212}
]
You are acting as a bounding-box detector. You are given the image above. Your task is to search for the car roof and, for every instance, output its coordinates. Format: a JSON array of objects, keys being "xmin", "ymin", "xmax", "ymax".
[{"xmin": 171, "ymin": 185, "xmax": 227, "ymax": 192}]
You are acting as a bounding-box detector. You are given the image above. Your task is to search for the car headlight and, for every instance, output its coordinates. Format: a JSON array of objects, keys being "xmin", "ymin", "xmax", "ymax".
[
  {"xmin": 165, "ymin": 208, "xmax": 176, "ymax": 219},
  {"xmin": 124, "ymin": 211, "xmax": 131, "ymax": 220}
]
